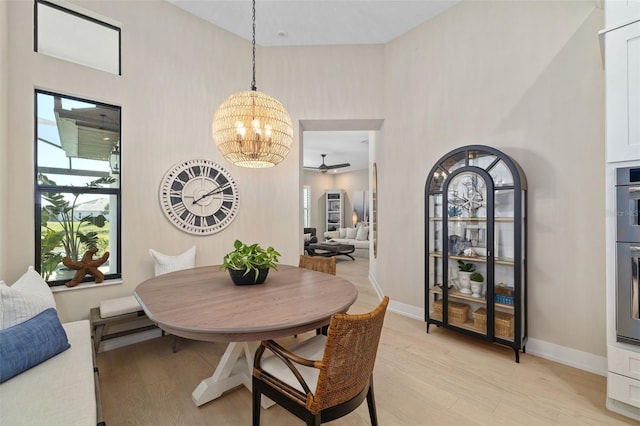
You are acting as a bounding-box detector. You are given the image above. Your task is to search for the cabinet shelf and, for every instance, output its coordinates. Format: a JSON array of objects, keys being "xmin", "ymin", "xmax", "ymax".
[
  {"xmin": 429, "ymin": 315, "xmax": 514, "ymax": 341},
  {"xmin": 430, "ymin": 217, "xmax": 515, "ymax": 222},
  {"xmin": 325, "ymin": 190, "xmax": 344, "ymax": 232},
  {"xmin": 429, "ymin": 286, "xmax": 514, "ymax": 310},
  {"xmin": 429, "ymin": 252, "xmax": 515, "ymax": 266}
]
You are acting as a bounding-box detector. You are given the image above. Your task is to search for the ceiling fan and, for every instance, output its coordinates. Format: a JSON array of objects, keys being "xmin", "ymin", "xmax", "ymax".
[{"xmin": 305, "ymin": 154, "xmax": 350, "ymax": 174}]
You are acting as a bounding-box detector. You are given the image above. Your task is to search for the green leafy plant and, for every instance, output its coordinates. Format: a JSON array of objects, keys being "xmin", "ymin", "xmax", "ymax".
[
  {"xmin": 40, "ymin": 228, "xmax": 63, "ymax": 281},
  {"xmin": 39, "ymin": 174, "xmax": 117, "ymax": 278},
  {"xmin": 457, "ymin": 259, "xmax": 475, "ymax": 272},
  {"xmin": 220, "ymin": 240, "xmax": 281, "ymax": 281},
  {"xmin": 470, "ymin": 272, "xmax": 484, "ymax": 282}
]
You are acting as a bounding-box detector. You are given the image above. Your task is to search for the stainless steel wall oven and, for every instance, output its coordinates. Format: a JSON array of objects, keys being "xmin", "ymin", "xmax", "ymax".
[{"xmin": 616, "ymin": 167, "xmax": 640, "ymax": 345}]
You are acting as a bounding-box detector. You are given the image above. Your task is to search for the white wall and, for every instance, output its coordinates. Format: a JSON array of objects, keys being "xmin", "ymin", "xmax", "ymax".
[
  {"xmin": 335, "ymin": 169, "xmax": 369, "ymax": 228},
  {"xmin": 2, "ymin": 0, "xmax": 608, "ymax": 365},
  {"xmin": 379, "ymin": 0, "xmax": 605, "ymax": 357},
  {"xmin": 0, "ymin": 0, "xmax": 7, "ymax": 278},
  {"xmin": 303, "ymin": 170, "xmax": 334, "ymax": 232},
  {"xmin": 3, "ymin": 0, "xmax": 383, "ymax": 321},
  {"xmin": 303, "ymin": 169, "xmax": 369, "ymax": 235}
]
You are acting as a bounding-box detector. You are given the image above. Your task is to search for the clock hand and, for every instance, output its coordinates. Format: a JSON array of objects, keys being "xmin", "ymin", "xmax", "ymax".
[
  {"xmin": 192, "ymin": 183, "xmax": 231, "ymax": 205},
  {"xmin": 191, "ymin": 187, "xmax": 217, "ymax": 205}
]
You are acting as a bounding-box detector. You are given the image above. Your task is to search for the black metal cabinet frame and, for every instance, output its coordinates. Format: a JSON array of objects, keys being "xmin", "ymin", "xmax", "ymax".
[{"xmin": 424, "ymin": 145, "xmax": 528, "ymax": 362}]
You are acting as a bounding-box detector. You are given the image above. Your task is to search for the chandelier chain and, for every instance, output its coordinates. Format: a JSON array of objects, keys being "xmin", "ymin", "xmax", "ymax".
[{"xmin": 251, "ymin": 0, "xmax": 257, "ymax": 91}]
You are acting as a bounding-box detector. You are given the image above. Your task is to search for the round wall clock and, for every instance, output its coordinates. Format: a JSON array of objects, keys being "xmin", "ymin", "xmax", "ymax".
[{"xmin": 159, "ymin": 159, "xmax": 240, "ymax": 235}]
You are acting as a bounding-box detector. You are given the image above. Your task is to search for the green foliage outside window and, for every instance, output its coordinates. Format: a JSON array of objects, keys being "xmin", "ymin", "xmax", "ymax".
[{"xmin": 38, "ymin": 173, "xmax": 116, "ymax": 281}]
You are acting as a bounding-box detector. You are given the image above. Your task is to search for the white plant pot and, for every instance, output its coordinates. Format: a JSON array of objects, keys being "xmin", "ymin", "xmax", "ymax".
[
  {"xmin": 471, "ymin": 281, "xmax": 484, "ymax": 298},
  {"xmin": 458, "ymin": 271, "xmax": 472, "ymax": 294}
]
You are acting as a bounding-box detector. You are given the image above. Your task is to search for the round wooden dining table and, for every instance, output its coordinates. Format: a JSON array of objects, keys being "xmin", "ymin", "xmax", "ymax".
[{"xmin": 134, "ymin": 264, "xmax": 358, "ymax": 407}]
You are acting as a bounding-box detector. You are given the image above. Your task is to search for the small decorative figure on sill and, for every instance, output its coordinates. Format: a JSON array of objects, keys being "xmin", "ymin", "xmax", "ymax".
[
  {"xmin": 62, "ymin": 248, "xmax": 110, "ymax": 287},
  {"xmin": 463, "ymin": 248, "xmax": 477, "ymax": 257}
]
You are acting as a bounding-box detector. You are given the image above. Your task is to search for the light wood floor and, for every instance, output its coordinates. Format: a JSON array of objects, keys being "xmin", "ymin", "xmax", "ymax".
[{"xmin": 97, "ymin": 258, "xmax": 636, "ymax": 425}]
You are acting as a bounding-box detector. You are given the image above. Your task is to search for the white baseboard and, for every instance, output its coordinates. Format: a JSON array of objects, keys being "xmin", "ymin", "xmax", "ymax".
[
  {"xmin": 368, "ymin": 271, "xmax": 384, "ymax": 300},
  {"xmin": 382, "ymin": 297, "xmax": 607, "ymax": 376},
  {"xmin": 526, "ymin": 338, "xmax": 607, "ymax": 376},
  {"xmin": 388, "ymin": 299, "xmax": 424, "ymax": 321}
]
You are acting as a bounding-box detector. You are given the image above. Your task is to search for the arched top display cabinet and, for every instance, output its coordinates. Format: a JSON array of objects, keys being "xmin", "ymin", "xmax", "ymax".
[{"xmin": 424, "ymin": 145, "xmax": 528, "ymax": 362}]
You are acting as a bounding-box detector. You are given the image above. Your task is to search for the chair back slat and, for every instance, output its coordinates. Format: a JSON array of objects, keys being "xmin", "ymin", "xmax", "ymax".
[
  {"xmin": 298, "ymin": 255, "xmax": 336, "ymax": 275},
  {"xmin": 310, "ymin": 296, "xmax": 389, "ymax": 413}
]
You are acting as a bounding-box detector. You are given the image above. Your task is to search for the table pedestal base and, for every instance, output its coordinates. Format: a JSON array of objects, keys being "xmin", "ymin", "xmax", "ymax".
[{"xmin": 191, "ymin": 341, "xmax": 274, "ymax": 409}]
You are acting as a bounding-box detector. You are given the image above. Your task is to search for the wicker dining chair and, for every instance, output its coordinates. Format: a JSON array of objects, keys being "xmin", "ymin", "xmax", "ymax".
[
  {"xmin": 298, "ymin": 255, "xmax": 336, "ymax": 335},
  {"xmin": 298, "ymin": 255, "xmax": 336, "ymax": 276},
  {"xmin": 252, "ymin": 296, "xmax": 389, "ymax": 426}
]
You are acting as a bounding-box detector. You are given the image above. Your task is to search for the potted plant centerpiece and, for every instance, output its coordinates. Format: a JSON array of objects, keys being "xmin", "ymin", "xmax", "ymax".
[
  {"xmin": 470, "ymin": 272, "xmax": 485, "ymax": 298},
  {"xmin": 220, "ymin": 239, "xmax": 281, "ymax": 285},
  {"xmin": 456, "ymin": 260, "xmax": 475, "ymax": 295}
]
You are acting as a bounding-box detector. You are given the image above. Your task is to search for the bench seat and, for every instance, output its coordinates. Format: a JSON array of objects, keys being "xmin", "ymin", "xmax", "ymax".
[
  {"xmin": 91, "ymin": 296, "xmax": 159, "ymax": 353},
  {"xmin": 0, "ymin": 320, "xmax": 100, "ymax": 425}
]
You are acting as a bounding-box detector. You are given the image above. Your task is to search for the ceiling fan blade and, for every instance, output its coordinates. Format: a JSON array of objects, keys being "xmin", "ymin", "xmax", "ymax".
[{"xmin": 326, "ymin": 163, "xmax": 351, "ymax": 169}]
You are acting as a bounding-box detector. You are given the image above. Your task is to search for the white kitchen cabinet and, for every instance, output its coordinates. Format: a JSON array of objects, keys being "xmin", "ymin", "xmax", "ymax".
[
  {"xmin": 605, "ymin": 20, "xmax": 640, "ymax": 163},
  {"xmin": 606, "ymin": 0, "xmax": 640, "ymax": 29}
]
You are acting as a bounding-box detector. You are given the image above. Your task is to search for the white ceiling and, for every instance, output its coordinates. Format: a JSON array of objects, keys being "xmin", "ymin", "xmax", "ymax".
[
  {"xmin": 304, "ymin": 130, "xmax": 370, "ymax": 174},
  {"xmin": 167, "ymin": 0, "xmax": 459, "ymax": 47},
  {"xmin": 167, "ymin": 0, "xmax": 459, "ymax": 172}
]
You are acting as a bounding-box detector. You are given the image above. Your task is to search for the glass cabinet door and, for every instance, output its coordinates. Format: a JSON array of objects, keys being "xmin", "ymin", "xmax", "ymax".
[{"xmin": 446, "ymin": 171, "xmax": 488, "ymax": 333}]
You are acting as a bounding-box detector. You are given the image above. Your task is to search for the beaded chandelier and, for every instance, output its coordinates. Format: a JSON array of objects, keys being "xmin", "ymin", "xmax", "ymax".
[{"xmin": 212, "ymin": 0, "xmax": 293, "ymax": 168}]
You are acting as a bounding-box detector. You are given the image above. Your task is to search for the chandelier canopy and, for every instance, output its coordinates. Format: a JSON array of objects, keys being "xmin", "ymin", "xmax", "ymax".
[{"xmin": 212, "ymin": 0, "xmax": 293, "ymax": 168}]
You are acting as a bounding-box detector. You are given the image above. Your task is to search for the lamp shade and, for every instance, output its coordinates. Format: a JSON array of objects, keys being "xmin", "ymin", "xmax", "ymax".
[
  {"xmin": 213, "ymin": 90, "xmax": 293, "ymax": 168},
  {"xmin": 109, "ymin": 144, "xmax": 120, "ymax": 174}
]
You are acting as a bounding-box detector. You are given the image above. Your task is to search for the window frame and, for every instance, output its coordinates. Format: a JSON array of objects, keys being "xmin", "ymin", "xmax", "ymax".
[
  {"xmin": 34, "ymin": 0, "xmax": 122, "ymax": 75},
  {"xmin": 34, "ymin": 89, "xmax": 122, "ymax": 287},
  {"xmin": 303, "ymin": 185, "xmax": 311, "ymax": 228}
]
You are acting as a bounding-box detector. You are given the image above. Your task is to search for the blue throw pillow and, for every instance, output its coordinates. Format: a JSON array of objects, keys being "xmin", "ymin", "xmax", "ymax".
[{"xmin": 0, "ymin": 308, "xmax": 70, "ymax": 383}]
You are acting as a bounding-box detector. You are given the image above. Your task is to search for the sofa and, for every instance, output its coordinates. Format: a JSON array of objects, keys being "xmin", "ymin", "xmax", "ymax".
[
  {"xmin": 323, "ymin": 225, "xmax": 370, "ymax": 259},
  {"xmin": 0, "ymin": 267, "xmax": 100, "ymax": 425},
  {"xmin": 303, "ymin": 227, "xmax": 319, "ymax": 254}
]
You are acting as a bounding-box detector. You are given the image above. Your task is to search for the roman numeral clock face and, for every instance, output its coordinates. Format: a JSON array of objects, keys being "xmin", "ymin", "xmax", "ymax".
[{"xmin": 159, "ymin": 159, "xmax": 239, "ymax": 235}]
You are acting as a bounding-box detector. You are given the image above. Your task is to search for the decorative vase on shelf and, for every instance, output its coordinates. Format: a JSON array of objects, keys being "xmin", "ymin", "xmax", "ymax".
[
  {"xmin": 470, "ymin": 281, "xmax": 483, "ymax": 298},
  {"xmin": 457, "ymin": 271, "xmax": 472, "ymax": 295},
  {"xmin": 470, "ymin": 272, "xmax": 485, "ymax": 298}
]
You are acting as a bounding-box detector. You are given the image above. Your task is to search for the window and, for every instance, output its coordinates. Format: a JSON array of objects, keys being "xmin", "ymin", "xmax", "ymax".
[
  {"xmin": 35, "ymin": 0, "xmax": 121, "ymax": 75},
  {"xmin": 303, "ymin": 186, "xmax": 311, "ymax": 228},
  {"xmin": 35, "ymin": 90, "xmax": 121, "ymax": 286}
]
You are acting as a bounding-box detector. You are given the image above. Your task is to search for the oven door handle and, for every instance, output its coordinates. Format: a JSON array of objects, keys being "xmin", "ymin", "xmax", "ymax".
[
  {"xmin": 629, "ymin": 187, "xmax": 640, "ymax": 193},
  {"xmin": 630, "ymin": 246, "xmax": 640, "ymax": 252}
]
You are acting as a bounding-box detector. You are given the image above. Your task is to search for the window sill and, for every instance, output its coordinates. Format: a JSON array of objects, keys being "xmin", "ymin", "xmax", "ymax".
[{"xmin": 51, "ymin": 278, "xmax": 123, "ymax": 293}]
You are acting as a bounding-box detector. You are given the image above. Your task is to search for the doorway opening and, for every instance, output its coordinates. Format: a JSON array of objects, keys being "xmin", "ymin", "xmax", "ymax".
[{"xmin": 299, "ymin": 119, "xmax": 382, "ymax": 268}]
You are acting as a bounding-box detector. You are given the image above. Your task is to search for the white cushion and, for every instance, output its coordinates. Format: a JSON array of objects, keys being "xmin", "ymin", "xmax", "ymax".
[
  {"xmin": 356, "ymin": 226, "xmax": 369, "ymax": 241},
  {"xmin": 260, "ymin": 335, "xmax": 326, "ymax": 394},
  {"xmin": 9, "ymin": 266, "xmax": 56, "ymax": 308},
  {"xmin": 99, "ymin": 295, "xmax": 141, "ymax": 318},
  {"xmin": 149, "ymin": 245, "xmax": 196, "ymax": 276},
  {"xmin": 345, "ymin": 227, "xmax": 358, "ymax": 239},
  {"xmin": 0, "ymin": 266, "xmax": 56, "ymax": 330},
  {"xmin": 331, "ymin": 239, "xmax": 369, "ymax": 249},
  {"xmin": 0, "ymin": 320, "xmax": 96, "ymax": 425},
  {"xmin": 303, "ymin": 233, "xmax": 312, "ymax": 242},
  {"xmin": 324, "ymin": 231, "xmax": 340, "ymax": 239},
  {"xmin": 338, "ymin": 228, "xmax": 347, "ymax": 238}
]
